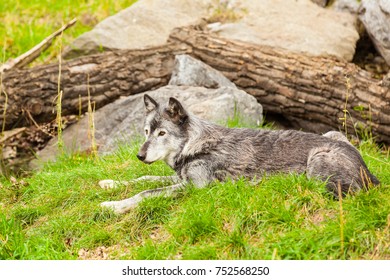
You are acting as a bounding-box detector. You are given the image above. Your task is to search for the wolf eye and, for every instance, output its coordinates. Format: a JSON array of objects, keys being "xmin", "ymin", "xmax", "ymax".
[
  {"xmin": 158, "ymin": 131, "xmax": 166, "ymax": 137},
  {"xmin": 145, "ymin": 129, "xmax": 149, "ymax": 135}
]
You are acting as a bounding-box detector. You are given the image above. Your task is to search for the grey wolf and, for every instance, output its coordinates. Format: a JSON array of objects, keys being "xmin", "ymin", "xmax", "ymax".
[{"xmin": 100, "ymin": 94, "xmax": 380, "ymax": 214}]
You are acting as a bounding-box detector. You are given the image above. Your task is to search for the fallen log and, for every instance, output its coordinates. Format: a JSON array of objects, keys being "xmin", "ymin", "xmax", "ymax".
[
  {"xmin": 168, "ymin": 26, "xmax": 390, "ymax": 143},
  {"xmin": 1, "ymin": 25, "xmax": 389, "ymax": 143},
  {"xmin": 0, "ymin": 43, "xmax": 189, "ymax": 129}
]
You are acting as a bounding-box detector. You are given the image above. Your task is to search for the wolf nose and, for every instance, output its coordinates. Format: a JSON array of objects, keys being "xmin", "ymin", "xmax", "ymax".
[{"xmin": 137, "ymin": 153, "xmax": 146, "ymax": 162}]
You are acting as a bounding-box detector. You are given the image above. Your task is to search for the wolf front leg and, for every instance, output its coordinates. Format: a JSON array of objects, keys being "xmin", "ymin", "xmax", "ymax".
[
  {"xmin": 99, "ymin": 175, "xmax": 180, "ymax": 189},
  {"xmin": 100, "ymin": 182, "xmax": 185, "ymax": 214}
]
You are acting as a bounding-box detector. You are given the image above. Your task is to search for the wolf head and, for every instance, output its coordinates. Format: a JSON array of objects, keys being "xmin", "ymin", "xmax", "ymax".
[{"xmin": 137, "ymin": 94, "xmax": 189, "ymax": 167}]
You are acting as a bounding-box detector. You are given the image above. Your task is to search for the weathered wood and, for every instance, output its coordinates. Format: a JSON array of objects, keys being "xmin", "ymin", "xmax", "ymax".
[
  {"xmin": 0, "ymin": 127, "xmax": 26, "ymax": 144},
  {"xmin": 0, "ymin": 43, "xmax": 189, "ymax": 129},
  {"xmin": 168, "ymin": 26, "xmax": 390, "ymax": 143}
]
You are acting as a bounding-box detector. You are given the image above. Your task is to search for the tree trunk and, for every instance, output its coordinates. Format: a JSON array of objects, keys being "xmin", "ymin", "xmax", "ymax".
[
  {"xmin": 1, "ymin": 25, "xmax": 389, "ymax": 143},
  {"xmin": 1, "ymin": 43, "xmax": 189, "ymax": 129},
  {"xmin": 168, "ymin": 26, "xmax": 390, "ymax": 143}
]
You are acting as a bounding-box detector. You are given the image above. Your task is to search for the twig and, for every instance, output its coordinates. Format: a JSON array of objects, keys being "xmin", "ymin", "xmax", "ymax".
[
  {"xmin": 0, "ymin": 18, "xmax": 77, "ymax": 73},
  {"xmin": 56, "ymin": 26, "xmax": 64, "ymax": 153},
  {"xmin": 24, "ymin": 109, "xmax": 54, "ymax": 137},
  {"xmin": 0, "ymin": 127, "xmax": 26, "ymax": 144},
  {"xmin": 338, "ymin": 182, "xmax": 345, "ymax": 257},
  {"xmin": 87, "ymin": 74, "xmax": 98, "ymax": 157}
]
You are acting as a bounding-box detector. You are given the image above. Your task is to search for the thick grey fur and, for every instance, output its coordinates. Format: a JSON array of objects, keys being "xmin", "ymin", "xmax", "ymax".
[{"xmin": 100, "ymin": 95, "xmax": 379, "ymax": 214}]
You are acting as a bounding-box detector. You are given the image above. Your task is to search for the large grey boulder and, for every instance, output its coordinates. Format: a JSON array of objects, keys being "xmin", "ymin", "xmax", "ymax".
[
  {"xmin": 32, "ymin": 86, "xmax": 263, "ymax": 167},
  {"xmin": 212, "ymin": 0, "xmax": 359, "ymax": 61},
  {"xmin": 63, "ymin": 0, "xmax": 213, "ymax": 58},
  {"xmin": 64, "ymin": 0, "xmax": 359, "ymax": 62},
  {"xmin": 359, "ymin": 0, "xmax": 390, "ymax": 66}
]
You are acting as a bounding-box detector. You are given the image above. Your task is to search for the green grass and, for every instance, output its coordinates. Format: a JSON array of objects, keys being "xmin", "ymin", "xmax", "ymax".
[
  {"xmin": 1, "ymin": 132, "xmax": 389, "ymax": 260},
  {"xmin": 1, "ymin": 0, "xmax": 137, "ymax": 65}
]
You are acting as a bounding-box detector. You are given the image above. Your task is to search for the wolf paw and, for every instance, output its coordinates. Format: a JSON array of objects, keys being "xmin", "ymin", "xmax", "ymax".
[
  {"xmin": 100, "ymin": 201, "xmax": 126, "ymax": 214},
  {"xmin": 100, "ymin": 199, "xmax": 138, "ymax": 214},
  {"xmin": 99, "ymin": 179, "xmax": 117, "ymax": 189}
]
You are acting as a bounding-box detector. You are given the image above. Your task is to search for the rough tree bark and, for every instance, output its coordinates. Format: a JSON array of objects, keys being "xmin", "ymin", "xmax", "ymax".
[
  {"xmin": 1, "ymin": 25, "xmax": 389, "ymax": 143},
  {"xmin": 0, "ymin": 43, "xmax": 189, "ymax": 129},
  {"xmin": 168, "ymin": 26, "xmax": 390, "ymax": 143}
]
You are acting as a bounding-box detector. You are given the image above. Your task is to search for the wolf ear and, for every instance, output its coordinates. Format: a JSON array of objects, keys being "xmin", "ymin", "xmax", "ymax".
[
  {"xmin": 144, "ymin": 94, "xmax": 158, "ymax": 113},
  {"xmin": 166, "ymin": 97, "xmax": 188, "ymax": 125}
]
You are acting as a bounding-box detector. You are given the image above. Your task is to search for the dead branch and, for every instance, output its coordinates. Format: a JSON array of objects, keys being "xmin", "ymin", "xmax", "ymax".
[{"xmin": 0, "ymin": 18, "xmax": 77, "ymax": 73}]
